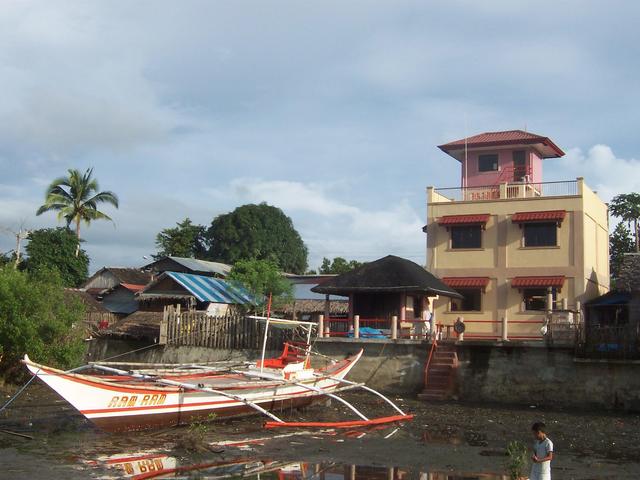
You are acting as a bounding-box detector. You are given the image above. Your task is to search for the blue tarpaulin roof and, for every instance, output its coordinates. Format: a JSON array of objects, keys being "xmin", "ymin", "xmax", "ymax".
[
  {"xmin": 166, "ymin": 272, "xmax": 254, "ymax": 304},
  {"xmin": 586, "ymin": 291, "xmax": 632, "ymax": 306}
]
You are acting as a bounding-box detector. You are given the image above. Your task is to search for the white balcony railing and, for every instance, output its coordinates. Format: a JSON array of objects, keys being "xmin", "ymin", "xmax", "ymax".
[{"xmin": 432, "ymin": 180, "xmax": 579, "ymax": 203}]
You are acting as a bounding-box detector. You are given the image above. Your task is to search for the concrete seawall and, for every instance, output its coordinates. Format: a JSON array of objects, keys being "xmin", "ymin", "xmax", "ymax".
[{"xmin": 87, "ymin": 337, "xmax": 640, "ymax": 411}]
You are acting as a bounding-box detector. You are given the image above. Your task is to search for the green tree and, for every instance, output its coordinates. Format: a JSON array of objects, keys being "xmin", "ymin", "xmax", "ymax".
[
  {"xmin": 23, "ymin": 228, "xmax": 89, "ymax": 287},
  {"xmin": 318, "ymin": 257, "xmax": 364, "ymax": 274},
  {"xmin": 228, "ymin": 258, "xmax": 293, "ymax": 309},
  {"xmin": 610, "ymin": 223, "xmax": 635, "ymax": 280},
  {"xmin": 207, "ymin": 203, "xmax": 308, "ymax": 274},
  {"xmin": 610, "ymin": 193, "xmax": 640, "ymax": 252},
  {"xmin": 0, "ymin": 266, "xmax": 86, "ymax": 377},
  {"xmin": 155, "ymin": 218, "xmax": 208, "ymax": 259},
  {"xmin": 36, "ymin": 168, "xmax": 119, "ymax": 255}
]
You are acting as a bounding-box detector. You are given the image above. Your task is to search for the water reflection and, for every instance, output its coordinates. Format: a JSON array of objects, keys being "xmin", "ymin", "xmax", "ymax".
[{"xmin": 89, "ymin": 454, "xmax": 508, "ymax": 480}]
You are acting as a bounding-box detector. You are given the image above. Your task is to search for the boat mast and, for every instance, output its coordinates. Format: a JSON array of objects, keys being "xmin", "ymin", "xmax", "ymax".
[{"xmin": 259, "ymin": 293, "xmax": 272, "ymax": 373}]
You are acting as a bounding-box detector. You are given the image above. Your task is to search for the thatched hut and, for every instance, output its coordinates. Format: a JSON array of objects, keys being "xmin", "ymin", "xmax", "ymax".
[{"xmin": 312, "ymin": 255, "xmax": 461, "ymax": 336}]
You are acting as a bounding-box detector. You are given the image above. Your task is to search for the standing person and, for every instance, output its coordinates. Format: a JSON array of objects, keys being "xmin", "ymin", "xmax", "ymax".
[{"xmin": 530, "ymin": 422, "xmax": 554, "ymax": 480}]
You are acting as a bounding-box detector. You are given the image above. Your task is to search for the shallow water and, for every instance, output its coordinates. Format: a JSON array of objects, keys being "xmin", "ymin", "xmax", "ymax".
[{"xmin": 2, "ymin": 384, "xmax": 640, "ymax": 479}]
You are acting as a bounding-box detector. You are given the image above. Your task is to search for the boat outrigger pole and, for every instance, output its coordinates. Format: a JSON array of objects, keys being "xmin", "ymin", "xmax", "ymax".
[{"xmin": 89, "ymin": 364, "xmax": 285, "ymax": 424}]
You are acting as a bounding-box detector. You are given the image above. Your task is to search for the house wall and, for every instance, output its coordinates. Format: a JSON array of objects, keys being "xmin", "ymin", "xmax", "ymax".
[
  {"xmin": 460, "ymin": 147, "xmax": 542, "ymax": 187},
  {"xmin": 83, "ymin": 270, "xmax": 121, "ymax": 290},
  {"xmin": 426, "ymin": 178, "xmax": 609, "ymax": 338}
]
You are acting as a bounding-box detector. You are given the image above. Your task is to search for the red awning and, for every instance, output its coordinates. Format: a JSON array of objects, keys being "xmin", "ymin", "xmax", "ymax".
[
  {"xmin": 442, "ymin": 277, "xmax": 490, "ymax": 289},
  {"xmin": 438, "ymin": 214, "xmax": 490, "ymax": 226},
  {"xmin": 512, "ymin": 210, "xmax": 566, "ymax": 223},
  {"xmin": 511, "ymin": 276, "xmax": 565, "ymax": 289}
]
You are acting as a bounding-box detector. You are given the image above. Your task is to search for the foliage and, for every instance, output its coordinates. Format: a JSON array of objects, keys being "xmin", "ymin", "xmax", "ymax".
[
  {"xmin": 23, "ymin": 228, "xmax": 90, "ymax": 287},
  {"xmin": 0, "ymin": 266, "xmax": 86, "ymax": 378},
  {"xmin": 610, "ymin": 223, "xmax": 635, "ymax": 280},
  {"xmin": 207, "ymin": 203, "xmax": 308, "ymax": 274},
  {"xmin": 505, "ymin": 440, "xmax": 528, "ymax": 480},
  {"xmin": 155, "ymin": 218, "xmax": 208, "ymax": 259},
  {"xmin": 228, "ymin": 258, "xmax": 293, "ymax": 309},
  {"xmin": 177, "ymin": 413, "xmax": 217, "ymax": 453},
  {"xmin": 0, "ymin": 252, "xmax": 12, "ymax": 268},
  {"xmin": 318, "ymin": 257, "xmax": 364, "ymax": 274},
  {"xmin": 610, "ymin": 193, "xmax": 640, "ymax": 252},
  {"xmin": 36, "ymin": 168, "xmax": 119, "ymax": 251}
]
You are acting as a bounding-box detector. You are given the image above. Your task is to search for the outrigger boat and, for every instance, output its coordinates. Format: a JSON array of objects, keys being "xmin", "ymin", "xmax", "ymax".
[{"xmin": 23, "ymin": 316, "xmax": 413, "ymax": 432}]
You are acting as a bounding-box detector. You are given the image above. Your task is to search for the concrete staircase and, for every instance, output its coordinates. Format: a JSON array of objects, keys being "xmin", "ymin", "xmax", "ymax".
[{"xmin": 418, "ymin": 343, "xmax": 458, "ymax": 401}]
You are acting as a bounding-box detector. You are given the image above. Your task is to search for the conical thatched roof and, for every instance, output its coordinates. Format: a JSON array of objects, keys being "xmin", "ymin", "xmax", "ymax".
[{"xmin": 311, "ymin": 255, "xmax": 462, "ymax": 298}]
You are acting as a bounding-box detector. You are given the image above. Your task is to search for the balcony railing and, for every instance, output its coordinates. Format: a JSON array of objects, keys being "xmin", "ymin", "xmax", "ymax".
[{"xmin": 432, "ymin": 180, "xmax": 579, "ymax": 202}]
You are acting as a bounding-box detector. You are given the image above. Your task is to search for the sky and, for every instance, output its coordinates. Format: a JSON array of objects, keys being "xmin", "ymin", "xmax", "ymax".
[{"xmin": 1, "ymin": 1, "xmax": 639, "ymax": 273}]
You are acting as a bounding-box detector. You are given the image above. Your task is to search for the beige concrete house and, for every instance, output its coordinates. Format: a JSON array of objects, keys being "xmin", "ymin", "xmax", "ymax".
[{"xmin": 425, "ymin": 130, "xmax": 610, "ymax": 340}]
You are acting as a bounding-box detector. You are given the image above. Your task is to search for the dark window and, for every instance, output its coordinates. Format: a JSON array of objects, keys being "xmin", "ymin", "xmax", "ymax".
[
  {"xmin": 451, "ymin": 225, "xmax": 482, "ymax": 249},
  {"xmin": 523, "ymin": 288, "xmax": 556, "ymax": 311},
  {"xmin": 478, "ymin": 154, "xmax": 499, "ymax": 172},
  {"xmin": 523, "ymin": 222, "xmax": 557, "ymax": 247},
  {"xmin": 451, "ymin": 288, "xmax": 482, "ymax": 312}
]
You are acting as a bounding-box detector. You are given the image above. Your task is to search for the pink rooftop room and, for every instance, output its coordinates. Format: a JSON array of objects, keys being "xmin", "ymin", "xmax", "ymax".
[{"xmin": 438, "ymin": 130, "xmax": 565, "ymax": 189}]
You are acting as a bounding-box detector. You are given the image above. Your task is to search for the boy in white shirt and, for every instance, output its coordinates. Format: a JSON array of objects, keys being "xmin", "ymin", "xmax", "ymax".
[{"xmin": 530, "ymin": 422, "xmax": 554, "ymax": 480}]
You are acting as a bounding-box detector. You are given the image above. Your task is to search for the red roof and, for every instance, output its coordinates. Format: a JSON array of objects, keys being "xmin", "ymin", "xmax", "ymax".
[
  {"xmin": 121, "ymin": 283, "xmax": 146, "ymax": 292},
  {"xmin": 437, "ymin": 214, "xmax": 490, "ymax": 226},
  {"xmin": 511, "ymin": 276, "xmax": 565, "ymax": 288},
  {"xmin": 443, "ymin": 277, "xmax": 490, "ymax": 289},
  {"xmin": 512, "ymin": 210, "xmax": 566, "ymax": 223},
  {"xmin": 438, "ymin": 130, "xmax": 564, "ymax": 159}
]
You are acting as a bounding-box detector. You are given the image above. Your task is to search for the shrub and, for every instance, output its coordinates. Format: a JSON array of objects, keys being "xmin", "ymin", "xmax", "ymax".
[{"xmin": 0, "ymin": 266, "xmax": 86, "ymax": 379}]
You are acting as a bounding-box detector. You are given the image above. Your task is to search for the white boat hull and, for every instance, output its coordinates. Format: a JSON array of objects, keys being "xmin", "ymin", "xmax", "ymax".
[{"xmin": 23, "ymin": 352, "xmax": 362, "ymax": 432}]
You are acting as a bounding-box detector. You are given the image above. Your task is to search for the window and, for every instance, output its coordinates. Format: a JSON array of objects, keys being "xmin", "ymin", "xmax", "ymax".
[
  {"xmin": 451, "ymin": 225, "xmax": 482, "ymax": 249},
  {"xmin": 450, "ymin": 288, "xmax": 482, "ymax": 312},
  {"xmin": 478, "ymin": 154, "xmax": 498, "ymax": 172},
  {"xmin": 522, "ymin": 288, "xmax": 556, "ymax": 311},
  {"xmin": 523, "ymin": 222, "xmax": 557, "ymax": 247}
]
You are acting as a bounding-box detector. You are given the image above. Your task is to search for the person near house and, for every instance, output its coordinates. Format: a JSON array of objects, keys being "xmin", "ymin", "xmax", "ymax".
[{"xmin": 530, "ymin": 422, "xmax": 554, "ymax": 480}]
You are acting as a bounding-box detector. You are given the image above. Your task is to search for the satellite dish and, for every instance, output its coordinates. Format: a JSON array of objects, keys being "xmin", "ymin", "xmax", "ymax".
[{"xmin": 540, "ymin": 324, "xmax": 548, "ymax": 336}]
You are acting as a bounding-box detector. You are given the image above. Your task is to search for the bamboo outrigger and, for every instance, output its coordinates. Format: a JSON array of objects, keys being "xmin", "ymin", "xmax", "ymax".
[{"xmin": 23, "ymin": 315, "xmax": 413, "ymax": 432}]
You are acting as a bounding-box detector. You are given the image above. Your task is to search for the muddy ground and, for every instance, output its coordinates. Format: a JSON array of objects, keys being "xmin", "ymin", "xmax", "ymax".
[{"xmin": 1, "ymin": 384, "xmax": 639, "ymax": 479}]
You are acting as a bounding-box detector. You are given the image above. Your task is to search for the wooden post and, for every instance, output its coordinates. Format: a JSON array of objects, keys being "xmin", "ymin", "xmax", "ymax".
[
  {"xmin": 318, "ymin": 314, "xmax": 324, "ymax": 338},
  {"xmin": 159, "ymin": 307, "xmax": 168, "ymax": 345},
  {"xmin": 391, "ymin": 315, "xmax": 398, "ymax": 340},
  {"xmin": 354, "ymin": 315, "xmax": 360, "ymax": 339},
  {"xmin": 501, "ymin": 314, "xmax": 508, "ymax": 341},
  {"xmin": 324, "ymin": 294, "xmax": 330, "ymax": 325},
  {"xmin": 400, "ymin": 293, "xmax": 406, "ymax": 322}
]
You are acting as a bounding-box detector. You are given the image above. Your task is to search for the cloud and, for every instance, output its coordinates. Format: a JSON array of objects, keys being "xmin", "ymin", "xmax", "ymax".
[{"xmin": 550, "ymin": 145, "xmax": 640, "ymax": 202}]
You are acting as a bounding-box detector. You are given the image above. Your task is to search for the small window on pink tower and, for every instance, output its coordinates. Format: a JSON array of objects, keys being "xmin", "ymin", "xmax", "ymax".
[{"xmin": 478, "ymin": 154, "xmax": 498, "ymax": 172}]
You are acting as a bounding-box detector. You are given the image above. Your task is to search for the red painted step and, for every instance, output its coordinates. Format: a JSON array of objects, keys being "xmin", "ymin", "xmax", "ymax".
[{"xmin": 418, "ymin": 342, "xmax": 458, "ymax": 401}]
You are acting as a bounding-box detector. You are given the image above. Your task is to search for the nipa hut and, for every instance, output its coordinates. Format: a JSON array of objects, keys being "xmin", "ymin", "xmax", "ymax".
[{"xmin": 312, "ymin": 255, "xmax": 461, "ymax": 338}]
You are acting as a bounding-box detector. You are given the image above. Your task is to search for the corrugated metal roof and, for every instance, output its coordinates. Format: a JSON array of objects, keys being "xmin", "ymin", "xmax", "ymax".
[
  {"xmin": 167, "ymin": 257, "xmax": 232, "ymax": 276},
  {"xmin": 511, "ymin": 276, "xmax": 565, "ymax": 288},
  {"xmin": 166, "ymin": 272, "xmax": 254, "ymax": 304},
  {"xmin": 438, "ymin": 214, "xmax": 490, "ymax": 226},
  {"xmin": 512, "ymin": 210, "xmax": 566, "ymax": 223}
]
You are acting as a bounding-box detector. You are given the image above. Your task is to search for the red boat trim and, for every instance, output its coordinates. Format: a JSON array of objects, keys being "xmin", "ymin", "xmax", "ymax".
[
  {"xmin": 32, "ymin": 354, "xmax": 357, "ymax": 398},
  {"xmin": 81, "ymin": 382, "xmax": 341, "ymax": 415},
  {"xmin": 104, "ymin": 454, "xmax": 167, "ymax": 465},
  {"xmin": 264, "ymin": 414, "xmax": 414, "ymax": 429}
]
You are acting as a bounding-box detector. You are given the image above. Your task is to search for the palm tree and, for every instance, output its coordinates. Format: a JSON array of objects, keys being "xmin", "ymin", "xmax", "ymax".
[{"xmin": 36, "ymin": 168, "xmax": 119, "ymax": 255}]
